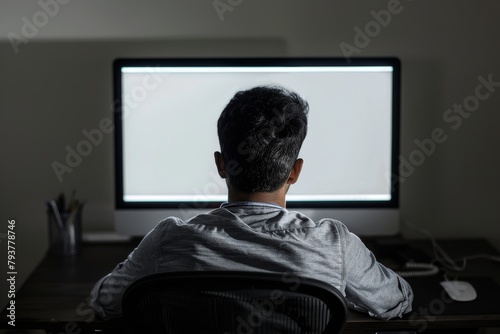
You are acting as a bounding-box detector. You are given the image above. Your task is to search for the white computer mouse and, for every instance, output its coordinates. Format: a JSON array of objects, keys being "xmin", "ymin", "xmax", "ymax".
[{"xmin": 440, "ymin": 280, "xmax": 477, "ymax": 302}]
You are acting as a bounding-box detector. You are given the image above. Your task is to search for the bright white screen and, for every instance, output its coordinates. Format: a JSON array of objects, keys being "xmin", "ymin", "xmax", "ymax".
[{"xmin": 121, "ymin": 66, "xmax": 393, "ymax": 203}]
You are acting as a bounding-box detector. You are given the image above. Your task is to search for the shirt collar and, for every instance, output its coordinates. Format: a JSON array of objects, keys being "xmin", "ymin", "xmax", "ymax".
[{"xmin": 220, "ymin": 201, "xmax": 284, "ymax": 210}]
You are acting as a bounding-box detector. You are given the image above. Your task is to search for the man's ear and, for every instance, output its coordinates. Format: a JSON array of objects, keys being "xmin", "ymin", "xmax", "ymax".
[
  {"xmin": 287, "ymin": 158, "xmax": 303, "ymax": 185},
  {"xmin": 214, "ymin": 151, "xmax": 227, "ymax": 178}
]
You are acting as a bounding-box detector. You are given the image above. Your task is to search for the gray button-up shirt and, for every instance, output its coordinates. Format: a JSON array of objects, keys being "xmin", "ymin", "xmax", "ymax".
[{"xmin": 90, "ymin": 202, "xmax": 413, "ymax": 320}]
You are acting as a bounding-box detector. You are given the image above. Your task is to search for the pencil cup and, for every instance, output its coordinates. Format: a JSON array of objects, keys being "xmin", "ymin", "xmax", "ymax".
[{"xmin": 47, "ymin": 208, "xmax": 82, "ymax": 256}]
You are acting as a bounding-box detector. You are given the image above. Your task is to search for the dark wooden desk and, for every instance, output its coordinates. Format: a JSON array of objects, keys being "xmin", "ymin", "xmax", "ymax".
[{"xmin": 1, "ymin": 239, "xmax": 500, "ymax": 333}]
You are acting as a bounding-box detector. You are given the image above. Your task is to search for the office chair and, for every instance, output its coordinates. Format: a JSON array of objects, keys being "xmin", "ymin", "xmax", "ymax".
[{"xmin": 122, "ymin": 271, "xmax": 348, "ymax": 334}]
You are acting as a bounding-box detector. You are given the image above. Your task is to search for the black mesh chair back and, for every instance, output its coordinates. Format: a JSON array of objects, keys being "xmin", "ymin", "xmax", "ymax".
[{"xmin": 122, "ymin": 271, "xmax": 347, "ymax": 334}]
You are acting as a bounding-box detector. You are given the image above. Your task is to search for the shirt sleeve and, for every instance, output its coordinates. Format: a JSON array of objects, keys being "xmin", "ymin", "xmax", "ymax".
[
  {"xmin": 89, "ymin": 222, "xmax": 162, "ymax": 320},
  {"xmin": 340, "ymin": 224, "xmax": 414, "ymax": 320}
]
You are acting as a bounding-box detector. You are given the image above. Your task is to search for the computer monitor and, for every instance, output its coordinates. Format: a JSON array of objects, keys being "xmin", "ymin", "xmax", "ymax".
[{"xmin": 113, "ymin": 58, "xmax": 400, "ymax": 236}]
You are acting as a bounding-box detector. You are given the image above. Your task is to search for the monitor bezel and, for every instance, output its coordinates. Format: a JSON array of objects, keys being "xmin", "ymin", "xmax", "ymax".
[{"xmin": 113, "ymin": 57, "xmax": 400, "ymax": 211}]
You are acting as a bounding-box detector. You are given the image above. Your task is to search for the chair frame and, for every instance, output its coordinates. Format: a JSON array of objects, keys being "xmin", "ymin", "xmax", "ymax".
[{"xmin": 122, "ymin": 271, "xmax": 348, "ymax": 334}]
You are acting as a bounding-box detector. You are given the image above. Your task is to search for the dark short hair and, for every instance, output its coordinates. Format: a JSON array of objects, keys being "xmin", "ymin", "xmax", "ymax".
[{"xmin": 217, "ymin": 86, "xmax": 309, "ymax": 193}]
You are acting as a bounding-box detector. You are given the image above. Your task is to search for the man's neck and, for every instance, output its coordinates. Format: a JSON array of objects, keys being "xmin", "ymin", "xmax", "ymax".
[{"xmin": 228, "ymin": 191, "xmax": 286, "ymax": 208}]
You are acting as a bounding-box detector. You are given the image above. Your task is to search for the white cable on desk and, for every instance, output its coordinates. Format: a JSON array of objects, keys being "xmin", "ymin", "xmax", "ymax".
[
  {"xmin": 396, "ymin": 262, "xmax": 440, "ymax": 278},
  {"xmin": 402, "ymin": 220, "xmax": 500, "ymax": 272}
]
